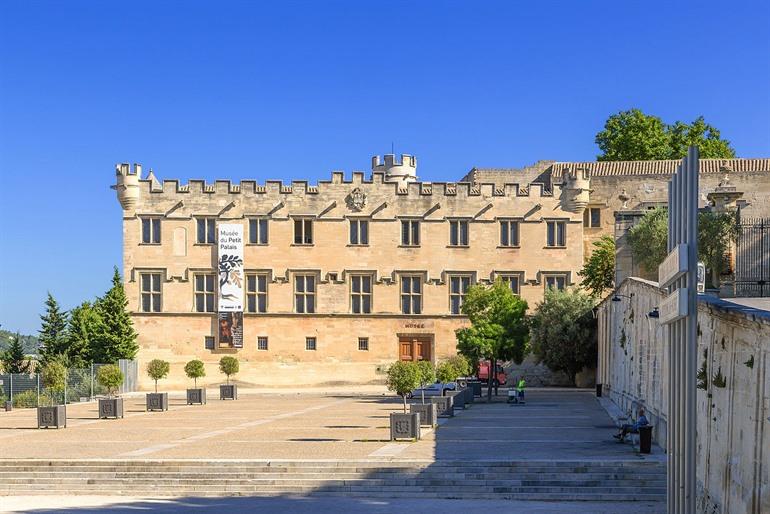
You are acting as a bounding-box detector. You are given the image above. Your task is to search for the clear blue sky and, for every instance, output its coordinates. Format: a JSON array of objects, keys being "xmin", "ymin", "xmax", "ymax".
[{"xmin": 1, "ymin": 1, "xmax": 769, "ymax": 335}]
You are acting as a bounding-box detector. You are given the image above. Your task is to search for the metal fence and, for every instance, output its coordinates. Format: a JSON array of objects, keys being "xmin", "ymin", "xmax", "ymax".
[
  {"xmin": 0, "ymin": 360, "xmax": 137, "ymax": 408},
  {"xmin": 735, "ymin": 217, "xmax": 770, "ymax": 297}
]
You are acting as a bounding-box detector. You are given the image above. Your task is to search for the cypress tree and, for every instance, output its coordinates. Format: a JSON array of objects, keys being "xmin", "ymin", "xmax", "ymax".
[
  {"xmin": 93, "ymin": 267, "xmax": 138, "ymax": 363},
  {"xmin": 38, "ymin": 293, "xmax": 70, "ymax": 362},
  {"xmin": 1, "ymin": 333, "xmax": 32, "ymax": 374}
]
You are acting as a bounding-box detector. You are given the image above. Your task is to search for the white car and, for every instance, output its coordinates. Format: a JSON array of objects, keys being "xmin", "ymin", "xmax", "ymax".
[{"xmin": 407, "ymin": 381, "xmax": 457, "ymax": 399}]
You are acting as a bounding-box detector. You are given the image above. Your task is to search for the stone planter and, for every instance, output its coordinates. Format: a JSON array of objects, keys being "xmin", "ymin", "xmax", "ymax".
[
  {"xmin": 220, "ymin": 384, "xmax": 237, "ymax": 400},
  {"xmin": 98, "ymin": 397, "xmax": 124, "ymax": 419},
  {"xmin": 4, "ymin": 401, "xmax": 11, "ymax": 412},
  {"xmin": 465, "ymin": 387, "xmax": 475, "ymax": 405},
  {"xmin": 187, "ymin": 388, "xmax": 207, "ymax": 405},
  {"xmin": 468, "ymin": 380, "xmax": 482, "ymax": 397},
  {"xmin": 390, "ymin": 412, "xmax": 420, "ymax": 440},
  {"xmin": 448, "ymin": 390, "xmax": 466, "ymax": 409},
  {"xmin": 37, "ymin": 405, "xmax": 66, "ymax": 429},
  {"xmin": 146, "ymin": 392, "xmax": 169, "ymax": 412},
  {"xmin": 431, "ymin": 395, "xmax": 454, "ymax": 417},
  {"xmin": 409, "ymin": 402, "xmax": 437, "ymax": 427}
]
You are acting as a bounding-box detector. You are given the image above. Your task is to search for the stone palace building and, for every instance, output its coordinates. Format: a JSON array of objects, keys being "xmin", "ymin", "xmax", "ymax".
[{"xmin": 114, "ymin": 154, "xmax": 770, "ymax": 388}]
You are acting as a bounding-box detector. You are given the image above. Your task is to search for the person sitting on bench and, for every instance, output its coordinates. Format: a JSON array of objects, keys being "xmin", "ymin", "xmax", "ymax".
[{"xmin": 613, "ymin": 409, "xmax": 649, "ymax": 441}]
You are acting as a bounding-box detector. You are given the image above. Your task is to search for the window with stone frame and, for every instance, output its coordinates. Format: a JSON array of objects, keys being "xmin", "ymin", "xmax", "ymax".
[
  {"xmin": 400, "ymin": 219, "xmax": 420, "ymax": 246},
  {"xmin": 140, "ymin": 272, "xmax": 162, "ymax": 312},
  {"xmin": 246, "ymin": 273, "xmax": 268, "ymax": 313},
  {"xmin": 257, "ymin": 336, "xmax": 268, "ymax": 351},
  {"xmin": 400, "ymin": 275, "xmax": 423, "ymax": 314},
  {"xmin": 350, "ymin": 274, "xmax": 373, "ymax": 314},
  {"xmin": 196, "ymin": 217, "xmax": 216, "ymax": 244},
  {"xmin": 349, "ymin": 219, "xmax": 369, "ymax": 245},
  {"xmin": 544, "ymin": 274, "xmax": 567, "ymax": 291},
  {"xmin": 249, "ymin": 218, "xmax": 269, "ymax": 244},
  {"xmin": 293, "ymin": 218, "xmax": 313, "ymax": 245},
  {"xmin": 305, "ymin": 337, "xmax": 317, "ymax": 351},
  {"xmin": 449, "ymin": 275, "xmax": 472, "ymax": 314},
  {"xmin": 583, "ymin": 207, "xmax": 601, "ymax": 228},
  {"xmin": 449, "ymin": 219, "xmax": 470, "ymax": 246},
  {"xmin": 500, "ymin": 274, "xmax": 521, "ymax": 295},
  {"xmin": 546, "ymin": 220, "xmax": 566, "ymax": 247},
  {"xmin": 141, "ymin": 217, "xmax": 161, "ymax": 245},
  {"xmin": 499, "ymin": 219, "xmax": 520, "ymax": 247},
  {"xmin": 294, "ymin": 274, "xmax": 316, "ymax": 313},
  {"xmin": 358, "ymin": 337, "xmax": 369, "ymax": 351},
  {"xmin": 194, "ymin": 273, "xmax": 216, "ymax": 312}
]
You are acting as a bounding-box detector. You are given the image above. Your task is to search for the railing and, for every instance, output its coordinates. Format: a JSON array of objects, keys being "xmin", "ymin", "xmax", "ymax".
[{"xmin": 735, "ymin": 217, "xmax": 770, "ymax": 297}]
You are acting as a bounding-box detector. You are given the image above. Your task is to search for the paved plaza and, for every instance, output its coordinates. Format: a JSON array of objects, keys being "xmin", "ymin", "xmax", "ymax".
[{"xmin": 0, "ymin": 388, "xmax": 662, "ymax": 461}]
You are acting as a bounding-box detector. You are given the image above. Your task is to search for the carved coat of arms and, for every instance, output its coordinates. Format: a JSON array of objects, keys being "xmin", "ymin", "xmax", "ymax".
[{"xmin": 348, "ymin": 187, "xmax": 367, "ymax": 211}]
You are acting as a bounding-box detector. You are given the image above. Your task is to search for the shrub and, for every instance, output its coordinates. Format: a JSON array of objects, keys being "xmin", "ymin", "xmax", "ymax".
[
  {"xmin": 219, "ymin": 356, "xmax": 239, "ymax": 384},
  {"xmin": 12, "ymin": 389, "xmax": 43, "ymax": 408},
  {"xmin": 96, "ymin": 364, "xmax": 124, "ymax": 397},
  {"xmin": 386, "ymin": 361, "xmax": 420, "ymax": 413},
  {"xmin": 415, "ymin": 360, "xmax": 436, "ymax": 404},
  {"xmin": 146, "ymin": 359, "xmax": 170, "ymax": 393},
  {"xmin": 184, "ymin": 360, "xmax": 206, "ymax": 388},
  {"xmin": 446, "ymin": 355, "xmax": 471, "ymax": 378}
]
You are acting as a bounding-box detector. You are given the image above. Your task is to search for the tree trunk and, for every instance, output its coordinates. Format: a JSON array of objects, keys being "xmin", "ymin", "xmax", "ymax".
[
  {"xmin": 402, "ymin": 394, "xmax": 407, "ymax": 414},
  {"xmin": 420, "ymin": 382, "xmax": 425, "ymax": 404},
  {"xmin": 155, "ymin": 380, "xmax": 158, "ymax": 394},
  {"xmin": 487, "ymin": 357, "xmax": 494, "ymax": 402}
]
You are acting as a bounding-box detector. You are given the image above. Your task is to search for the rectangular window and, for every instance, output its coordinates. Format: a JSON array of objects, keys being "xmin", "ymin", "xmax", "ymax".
[
  {"xmin": 141, "ymin": 218, "xmax": 161, "ymax": 244},
  {"xmin": 246, "ymin": 274, "xmax": 268, "ymax": 313},
  {"xmin": 257, "ymin": 337, "xmax": 268, "ymax": 351},
  {"xmin": 500, "ymin": 220, "xmax": 520, "ymax": 247},
  {"xmin": 196, "ymin": 218, "xmax": 216, "ymax": 244},
  {"xmin": 305, "ymin": 337, "xmax": 317, "ymax": 351},
  {"xmin": 294, "ymin": 219, "xmax": 313, "ymax": 245},
  {"xmin": 249, "ymin": 218, "xmax": 269, "ymax": 244},
  {"xmin": 501, "ymin": 275, "xmax": 521, "ymax": 295},
  {"xmin": 449, "ymin": 220, "xmax": 469, "ymax": 246},
  {"xmin": 449, "ymin": 275, "xmax": 472, "ymax": 314},
  {"xmin": 400, "ymin": 275, "xmax": 423, "ymax": 314},
  {"xmin": 350, "ymin": 275, "xmax": 372, "ymax": 314},
  {"xmin": 140, "ymin": 273, "xmax": 161, "ymax": 312},
  {"xmin": 349, "ymin": 219, "xmax": 369, "ymax": 245},
  {"xmin": 358, "ymin": 337, "xmax": 369, "ymax": 351},
  {"xmin": 546, "ymin": 221, "xmax": 566, "ymax": 247},
  {"xmin": 583, "ymin": 208, "xmax": 601, "ymax": 228},
  {"xmin": 295, "ymin": 274, "xmax": 316, "ymax": 313},
  {"xmin": 401, "ymin": 220, "xmax": 420, "ymax": 246},
  {"xmin": 545, "ymin": 275, "xmax": 567, "ymax": 291},
  {"xmin": 204, "ymin": 336, "xmax": 215, "ymax": 350},
  {"xmin": 194, "ymin": 273, "xmax": 216, "ymax": 312}
]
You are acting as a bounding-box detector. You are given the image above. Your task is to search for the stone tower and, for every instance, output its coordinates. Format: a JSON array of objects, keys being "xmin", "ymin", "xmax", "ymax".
[
  {"xmin": 372, "ymin": 154, "xmax": 417, "ymax": 186},
  {"xmin": 561, "ymin": 166, "xmax": 591, "ymax": 212},
  {"xmin": 113, "ymin": 163, "xmax": 142, "ymax": 211}
]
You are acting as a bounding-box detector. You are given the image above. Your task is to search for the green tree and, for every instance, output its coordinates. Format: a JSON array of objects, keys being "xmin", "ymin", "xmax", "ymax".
[
  {"xmin": 93, "ymin": 267, "xmax": 138, "ymax": 363},
  {"xmin": 146, "ymin": 359, "xmax": 170, "ymax": 393},
  {"xmin": 415, "ymin": 360, "xmax": 436, "ymax": 404},
  {"xmin": 96, "ymin": 364, "xmax": 124, "ymax": 397},
  {"xmin": 66, "ymin": 302, "xmax": 104, "ymax": 367},
  {"xmin": 38, "ymin": 293, "xmax": 69, "ymax": 362},
  {"xmin": 455, "ymin": 280, "xmax": 529, "ymax": 401},
  {"xmin": 596, "ymin": 109, "xmax": 735, "ymax": 161},
  {"xmin": 578, "ymin": 235, "xmax": 616, "ymax": 297},
  {"xmin": 184, "ymin": 359, "xmax": 206, "ymax": 388},
  {"xmin": 219, "ymin": 356, "xmax": 239, "ymax": 384},
  {"xmin": 386, "ymin": 361, "xmax": 420, "ymax": 413},
  {"xmin": 40, "ymin": 360, "xmax": 67, "ymax": 405},
  {"xmin": 530, "ymin": 288, "xmax": 597, "ymax": 385},
  {"xmin": 436, "ymin": 355, "xmax": 471, "ymax": 384},
  {"xmin": 698, "ymin": 211, "xmax": 739, "ymax": 288},
  {"xmin": 1, "ymin": 333, "xmax": 32, "ymax": 374},
  {"xmin": 627, "ymin": 208, "xmax": 669, "ymax": 274}
]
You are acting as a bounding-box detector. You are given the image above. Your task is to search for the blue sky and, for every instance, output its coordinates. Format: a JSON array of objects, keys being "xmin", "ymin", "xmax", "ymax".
[{"xmin": 1, "ymin": 1, "xmax": 769, "ymax": 335}]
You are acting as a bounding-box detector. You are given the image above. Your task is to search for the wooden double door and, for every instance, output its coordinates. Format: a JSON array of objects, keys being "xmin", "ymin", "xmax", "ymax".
[{"xmin": 399, "ymin": 336, "xmax": 433, "ymax": 362}]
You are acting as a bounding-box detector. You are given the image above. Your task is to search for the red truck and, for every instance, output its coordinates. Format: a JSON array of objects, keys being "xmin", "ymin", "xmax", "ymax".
[{"xmin": 477, "ymin": 360, "xmax": 507, "ymax": 387}]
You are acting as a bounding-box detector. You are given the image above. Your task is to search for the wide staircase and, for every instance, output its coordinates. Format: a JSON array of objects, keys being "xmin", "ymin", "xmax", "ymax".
[{"xmin": 0, "ymin": 459, "xmax": 666, "ymax": 501}]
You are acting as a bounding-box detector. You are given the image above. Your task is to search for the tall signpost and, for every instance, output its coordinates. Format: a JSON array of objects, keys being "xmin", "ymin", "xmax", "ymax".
[{"xmin": 658, "ymin": 146, "xmax": 699, "ymax": 514}]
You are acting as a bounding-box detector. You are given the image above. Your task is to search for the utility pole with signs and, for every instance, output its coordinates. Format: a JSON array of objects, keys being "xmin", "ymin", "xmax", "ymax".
[{"xmin": 658, "ymin": 146, "xmax": 699, "ymax": 514}]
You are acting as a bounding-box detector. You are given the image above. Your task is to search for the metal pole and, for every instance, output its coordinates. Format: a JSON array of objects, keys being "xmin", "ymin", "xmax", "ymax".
[
  {"xmin": 685, "ymin": 146, "xmax": 699, "ymax": 513},
  {"xmin": 9, "ymin": 374, "xmax": 12, "ymax": 405}
]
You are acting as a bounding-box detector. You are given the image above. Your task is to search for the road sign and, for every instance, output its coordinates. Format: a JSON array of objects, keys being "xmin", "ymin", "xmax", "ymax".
[
  {"xmin": 660, "ymin": 288, "xmax": 688, "ymax": 324},
  {"xmin": 659, "ymin": 244, "xmax": 689, "ymax": 288}
]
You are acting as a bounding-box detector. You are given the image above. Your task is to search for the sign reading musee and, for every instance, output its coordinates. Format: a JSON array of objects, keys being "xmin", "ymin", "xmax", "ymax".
[
  {"xmin": 658, "ymin": 244, "xmax": 689, "ymax": 288},
  {"xmin": 660, "ymin": 287, "xmax": 689, "ymax": 325},
  {"xmin": 217, "ymin": 224, "xmax": 244, "ymax": 312}
]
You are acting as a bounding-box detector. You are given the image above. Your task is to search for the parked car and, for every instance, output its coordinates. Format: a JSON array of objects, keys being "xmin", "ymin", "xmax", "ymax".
[{"xmin": 407, "ymin": 381, "xmax": 457, "ymax": 399}]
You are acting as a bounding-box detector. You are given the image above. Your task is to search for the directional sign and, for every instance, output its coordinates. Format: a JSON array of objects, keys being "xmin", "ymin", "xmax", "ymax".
[
  {"xmin": 659, "ymin": 244, "xmax": 689, "ymax": 288},
  {"xmin": 660, "ymin": 287, "xmax": 689, "ymax": 325}
]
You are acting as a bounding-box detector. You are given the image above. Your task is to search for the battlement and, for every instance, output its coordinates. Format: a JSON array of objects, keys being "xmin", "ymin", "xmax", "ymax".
[{"xmin": 372, "ymin": 153, "xmax": 417, "ymax": 185}]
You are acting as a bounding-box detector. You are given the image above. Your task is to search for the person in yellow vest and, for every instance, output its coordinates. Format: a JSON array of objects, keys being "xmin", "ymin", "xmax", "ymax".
[{"xmin": 517, "ymin": 377, "xmax": 526, "ymax": 404}]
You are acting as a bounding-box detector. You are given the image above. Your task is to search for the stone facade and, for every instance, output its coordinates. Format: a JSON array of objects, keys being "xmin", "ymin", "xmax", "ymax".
[
  {"xmin": 115, "ymin": 155, "xmax": 586, "ymax": 389},
  {"xmin": 597, "ymin": 277, "xmax": 770, "ymax": 514}
]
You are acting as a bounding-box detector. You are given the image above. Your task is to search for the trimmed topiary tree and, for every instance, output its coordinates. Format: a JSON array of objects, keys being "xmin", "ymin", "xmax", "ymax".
[
  {"xmin": 415, "ymin": 360, "xmax": 436, "ymax": 404},
  {"xmin": 185, "ymin": 359, "xmax": 206, "ymax": 388},
  {"xmin": 96, "ymin": 364, "xmax": 124, "ymax": 397},
  {"xmin": 146, "ymin": 359, "xmax": 170, "ymax": 393},
  {"xmin": 386, "ymin": 361, "xmax": 420, "ymax": 413},
  {"xmin": 40, "ymin": 360, "xmax": 67, "ymax": 406},
  {"xmin": 219, "ymin": 356, "xmax": 239, "ymax": 385}
]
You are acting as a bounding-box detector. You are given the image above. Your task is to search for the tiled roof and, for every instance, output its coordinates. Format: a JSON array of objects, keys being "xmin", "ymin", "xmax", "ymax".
[{"xmin": 550, "ymin": 158, "xmax": 770, "ymax": 177}]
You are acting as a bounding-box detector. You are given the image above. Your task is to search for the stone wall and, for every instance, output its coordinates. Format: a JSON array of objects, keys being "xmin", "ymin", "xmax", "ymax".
[{"xmin": 597, "ymin": 277, "xmax": 770, "ymax": 514}]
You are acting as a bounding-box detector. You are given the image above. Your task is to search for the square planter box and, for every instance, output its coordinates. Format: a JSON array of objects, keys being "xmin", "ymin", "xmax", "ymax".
[
  {"xmin": 146, "ymin": 392, "xmax": 169, "ymax": 412},
  {"xmin": 409, "ymin": 402, "xmax": 437, "ymax": 427},
  {"xmin": 468, "ymin": 380, "xmax": 482, "ymax": 397},
  {"xmin": 465, "ymin": 387, "xmax": 475, "ymax": 405},
  {"xmin": 220, "ymin": 384, "xmax": 237, "ymax": 400},
  {"xmin": 4, "ymin": 401, "xmax": 11, "ymax": 412},
  {"xmin": 98, "ymin": 397, "xmax": 124, "ymax": 419},
  {"xmin": 390, "ymin": 412, "xmax": 421, "ymax": 441},
  {"xmin": 37, "ymin": 405, "xmax": 66, "ymax": 429},
  {"xmin": 187, "ymin": 388, "xmax": 207, "ymax": 405},
  {"xmin": 431, "ymin": 395, "xmax": 454, "ymax": 417},
  {"xmin": 448, "ymin": 390, "xmax": 466, "ymax": 409}
]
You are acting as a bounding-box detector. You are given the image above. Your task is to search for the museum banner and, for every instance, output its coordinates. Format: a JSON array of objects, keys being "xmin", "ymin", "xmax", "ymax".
[{"xmin": 217, "ymin": 223, "xmax": 244, "ymax": 348}]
